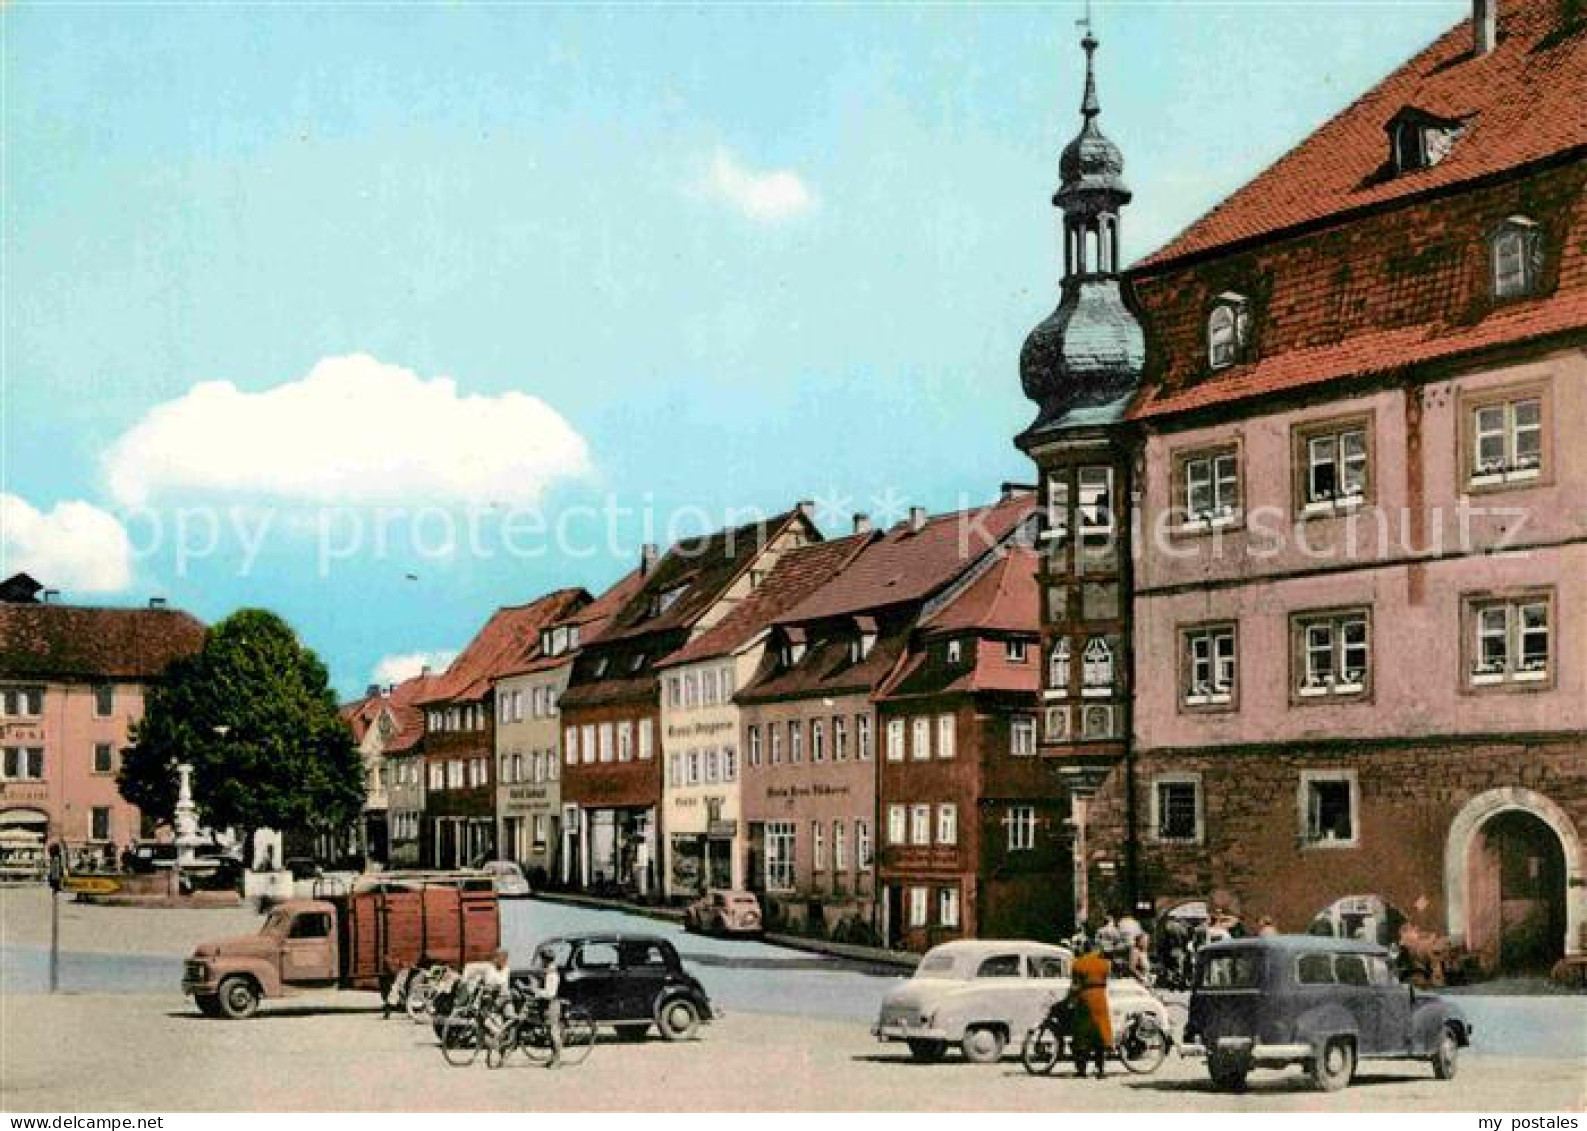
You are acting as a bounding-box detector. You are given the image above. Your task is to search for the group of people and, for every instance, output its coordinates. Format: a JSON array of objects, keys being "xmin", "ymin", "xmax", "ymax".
[{"xmin": 390, "ymin": 946, "xmax": 568, "ymax": 1067}]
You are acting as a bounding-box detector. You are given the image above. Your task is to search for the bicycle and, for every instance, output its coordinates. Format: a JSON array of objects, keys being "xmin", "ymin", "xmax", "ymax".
[
  {"xmin": 482, "ymin": 992, "xmax": 597, "ymax": 1069},
  {"xmin": 1020, "ymin": 1001, "xmax": 1172, "ymax": 1076},
  {"xmin": 402, "ymin": 963, "xmax": 457, "ymax": 1024},
  {"xmin": 437, "ymin": 981, "xmax": 493, "ymax": 1067}
]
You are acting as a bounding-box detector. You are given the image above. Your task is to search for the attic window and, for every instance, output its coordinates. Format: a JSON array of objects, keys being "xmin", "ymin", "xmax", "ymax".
[
  {"xmin": 946, "ymin": 639, "xmax": 962, "ymax": 665},
  {"xmin": 1388, "ymin": 109, "xmax": 1464, "ymax": 175},
  {"xmin": 784, "ymin": 641, "xmax": 807, "ymax": 667},
  {"xmin": 628, "ymin": 652, "xmax": 647, "ymax": 673},
  {"xmin": 653, "ymin": 584, "xmax": 688, "ymax": 617},
  {"xmin": 1491, "ymin": 217, "xmax": 1543, "ymax": 301},
  {"xmin": 1207, "ymin": 294, "xmax": 1250, "ymax": 370},
  {"xmin": 591, "ymin": 656, "xmax": 609, "ymax": 679}
]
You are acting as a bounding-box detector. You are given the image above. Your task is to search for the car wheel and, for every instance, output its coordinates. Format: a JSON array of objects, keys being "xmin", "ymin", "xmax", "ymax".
[
  {"xmin": 1310, "ymin": 1038, "xmax": 1356, "ymax": 1092},
  {"xmin": 1431, "ymin": 1023, "xmax": 1460, "ymax": 1081},
  {"xmin": 194, "ymin": 994, "xmax": 224, "ymax": 1018},
  {"xmin": 961, "ymin": 1026, "xmax": 1007, "ymax": 1064},
  {"xmin": 616, "ymin": 1023, "xmax": 650, "ymax": 1041},
  {"xmin": 656, "ymin": 997, "xmax": 701, "ymax": 1041},
  {"xmin": 216, "ymin": 976, "xmax": 260, "ymax": 1020},
  {"xmin": 907, "ymin": 1038, "xmax": 947, "ymax": 1063},
  {"xmin": 1208, "ymin": 1050, "xmax": 1248, "ymax": 1092}
]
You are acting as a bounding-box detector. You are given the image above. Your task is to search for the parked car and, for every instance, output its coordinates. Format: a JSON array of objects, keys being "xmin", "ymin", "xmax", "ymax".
[
  {"xmin": 684, "ymin": 889, "xmax": 762, "ymax": 936},
  {"xmin": 531, "ymin": 933, "xmax": 716, "ymax": 1041},
  {"xmin": 873, "ymin": 939, "xmax": 1170, "ymax": 1064},
  {"xmin": 480, "ymin": 860, "xmax": 531, "ymax": 898},
  {"xmin": 128, "ymin": 843, "xmax": 178, "ymax": 873},
  {"xmin": 1184, "ymin": 935, "xmax": 1472, "ymax": 1092}
]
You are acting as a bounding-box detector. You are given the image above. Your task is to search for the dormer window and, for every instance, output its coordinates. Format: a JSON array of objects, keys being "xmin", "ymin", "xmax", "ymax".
[
  {"xmin": 1207, "ymin": 294, "xmax": 1250, "ymax": 370},
  {"xmin": 1388, "ymin": 108, "xmax": 1464, "ymax": 175},
  {"xmin": 946, "ymin": 639, "xmax": 962, "ymax": 665},
  {"xmin": 653, "ymin": 584, "xmax": 688, "ymax": 617},
  {"xmin": 1491, "ymin": 217, "xmax": 1543, "ymax": 301}
]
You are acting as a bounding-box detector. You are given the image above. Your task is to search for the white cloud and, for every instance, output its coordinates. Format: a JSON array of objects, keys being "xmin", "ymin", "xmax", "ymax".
[
  {"xmin": 705, "ymin": 148, "xmax": 815, "ymax": 222},
  {"xmin": 1, "ymin": 494, "xmax": 134, "ymax": 594},
  {"xmin": 371, "ymin": 650, "xmax": 457, "ymax": 687},
  {"xmin": 104, "ymin": 354, "xmax": 593, "ymax": 507}
]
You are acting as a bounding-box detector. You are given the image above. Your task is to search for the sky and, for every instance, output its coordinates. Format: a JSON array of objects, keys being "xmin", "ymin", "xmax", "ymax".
[{"xmin": 2, "ymin": 0, "xmax": 1469, "ymax": 697}]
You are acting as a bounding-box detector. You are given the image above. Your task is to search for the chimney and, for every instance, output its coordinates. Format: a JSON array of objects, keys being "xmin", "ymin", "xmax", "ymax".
[
  {"xmin": 148, "ymin": 596, "xmax": 167, "ymax": 609},
  {"xmin": 1474, "ymin": 0, "xmax": 1498, "ymax": 55},
  {"xmin": 384, "ymin": 684, "xmax": 395, "ymax": 697},
  {"xmin": 365, "ymin": 683, "xmax": 381, "ymax": 698},
  {"xmin": 641, "ymin": 543, "xmax": 659, "ymax": 575},
  {"xmin": 41, "ymin": 589, "xmax": 60, "ymax": 604},
  {"xmin": 852, "ymin": 513, "xmax": 873, "ymax": 536},
  {"xmin": 796, "ymin": 499, "xmax": 816, "ymax": 521},
  {"xmin": 1000, "ymin": 481, "xmax": 1035, "ymax": 502},
  {"xmin": 907, "ymin": 506, "xmax": 927, "ymax": 533},
  {"xmin": 420, "ymin": 665, "xmax": 432, "ymax": 677}
]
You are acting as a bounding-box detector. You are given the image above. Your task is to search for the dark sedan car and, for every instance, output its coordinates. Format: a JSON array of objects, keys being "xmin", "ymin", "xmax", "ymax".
[
  {"xmin": 1185, "ymin": 936, "xmax": 1471, "ymax": 1092},
  {"xmin": 528, "ymin": 934, "xmax": 717, "ymax": 1041}
]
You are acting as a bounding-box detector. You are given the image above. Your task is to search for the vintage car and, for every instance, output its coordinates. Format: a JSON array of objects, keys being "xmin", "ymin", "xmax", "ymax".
[
  {"xmin": 683, "ymin": 889, "xmax": 763, "ymax": 936},
  {"xmin": 480, "ymin": 860, "xmax": 532, "ymax": 899},
  {"xmin": 872, "ymin": 939, "xmax": 1171, "ymax": 1064},
  {"xmin": 1184, "ymin": 936, "xmax": 1472, "ymax": 1092},
  {"xmin": 530, "ymin": 933, "xmax": 717, "ymax": 1041}
]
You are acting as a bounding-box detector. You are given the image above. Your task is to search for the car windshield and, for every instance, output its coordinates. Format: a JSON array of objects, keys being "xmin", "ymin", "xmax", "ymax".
[
  {"xmin": 262, "ymin": 910, "xmax": 291, "ymax": 936},
  {"xmin": 914, "ymin": 953, "xmax": 963, "ymax": 979},
  {"xmin": 1199, "ymin": 950, "xmax": 1263, "ymax": 989}
]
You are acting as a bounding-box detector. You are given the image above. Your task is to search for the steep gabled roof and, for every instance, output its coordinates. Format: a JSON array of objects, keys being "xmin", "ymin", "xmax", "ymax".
[
  {"xmin": 775, "ymin": 493, "xmax": 1034, "ymax": 625},
  {"xmin": 342, "ymin": 673, "xmax": 437, "ymax": 753},
  {"xmin": 735, "ymin": 622, "xmax": 913, "ymax": 704},
  {"xmin": 492, "ymin": 568, "xmax": 645, "ymax": 681},
  {"xmin": 417, "ymin": 588, "xmax": 588, "ymax": 705},
  {"xmin": 0, "ymin": 603, "xmax": 205, "ymax": 681},
  {"xmin": 919, "ymin": 547, "xmax": 1041, "ymax": 636},
  {"xmin": 1136, "ymin": 0, "xmax": 1586, "ymax": 272},
  {"xmin": 657, "ymin": 534, "xmax": 873, "ymax": 669}
]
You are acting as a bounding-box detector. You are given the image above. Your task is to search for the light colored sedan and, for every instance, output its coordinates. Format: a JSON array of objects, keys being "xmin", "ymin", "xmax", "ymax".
[
  {"xmin": 481, "ymin": 860, "xmax": 532, "ymax": 898},
  {"xmin": 684, "ymin": 890, "xmax": 763, "ymax": 936},
  {"xmin": 873, "ymin": 939, "xmax": 1169, "ymax": 1063}
]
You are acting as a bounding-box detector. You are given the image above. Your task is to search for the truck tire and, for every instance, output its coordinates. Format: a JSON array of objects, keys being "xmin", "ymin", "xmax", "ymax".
[
  {"xmin": 216, "ymin": 976, "xmax": 260, "ymax": 1020},
  {"xmin": 1431, "ymin": 1023, "xmax": 1460, "ymax": 1081},
  {"xmin": 1310, "ymin": 1038, "xmax": 1355, "ymax": 1092},
  {"xmin": 656, "ymin": 997, "xmax": 700, "ymax": 1041},
  {"xmin": 194, "ymin": 994, "xmax": 224, "ymax": 1018}
]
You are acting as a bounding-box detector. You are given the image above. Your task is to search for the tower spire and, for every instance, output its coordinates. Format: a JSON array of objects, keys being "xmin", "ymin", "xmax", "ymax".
[{"xmin": 1078, "ymin": 2, "xmax": 1100, "ymax": 120}]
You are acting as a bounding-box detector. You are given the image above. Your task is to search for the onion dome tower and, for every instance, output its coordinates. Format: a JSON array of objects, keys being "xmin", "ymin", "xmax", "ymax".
[{"xmin": 1016, "ymin": 29, "xmax": 1145, "ymax": 445}]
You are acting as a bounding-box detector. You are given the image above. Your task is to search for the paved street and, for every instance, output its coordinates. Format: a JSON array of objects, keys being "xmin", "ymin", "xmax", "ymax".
[{"xmin": 2, "ymin": 888, "xmax": 1584, "ymax": 1111}]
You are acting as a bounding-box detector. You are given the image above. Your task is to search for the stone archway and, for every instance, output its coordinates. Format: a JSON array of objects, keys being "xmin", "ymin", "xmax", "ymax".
[{"xmin": 1445, "ymin": 788, "xmax": 1581, "ymax": 969}]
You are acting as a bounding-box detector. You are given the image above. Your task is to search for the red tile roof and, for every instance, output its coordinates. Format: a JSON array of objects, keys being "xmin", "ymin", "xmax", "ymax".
[
  {"xmin": 1136, "ymin": 0, "xmax": 1587, "ymax": 272},
  {"xmin": 342, "ymin": 672, "xmax": 438, "ymax": 754},
  {"xmin": 735, "ymin": 623, "xmax": 913, "ymax": 704},
  {"xmin": 920, "ymin": 547, "xmax": 1041, "ymax": 636},
  {"xmin": 774, "ymin": 493, "xmax": 1035, "ymax": 625},
  {"xmin": 658, "ymin": 534, "xmax": 873, "ymax": 669},
  {"xmin": 0, "ymin": 603, "xmax": 205, "ymax": 681},
  {"xmin": 417, "ymin": 588, "xmax": 588, "ymax": 705},
  {"xmin": 491, "ymin": 568, "xmax": 645, "ymax": 680}
]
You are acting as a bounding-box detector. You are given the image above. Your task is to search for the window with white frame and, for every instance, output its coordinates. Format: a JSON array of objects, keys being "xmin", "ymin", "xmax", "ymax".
[
  {"xmin": 765, "ymin": 822, "xmax": 796, "ymax": 891},
  {"xmin": 1154, "ymin": 776, "xmax": 1202, "ymax": 843},
  {"xmin": 911, "ymin": 717, "xmax": 930, "ymax": 761},
  {"xmin": 1180, "ymin": 447, "xmax": 1241, "ymax": 526},
  {"xmin": 1007, "ymin": 805, "xmax": 1036, "ymax": 851},
  {"xmin": 1006, "ymin": 639, "xmax": 1027, "ymax": 662},
  {"xmin": 939, "ymin": 887, "xmax": 961, "ymax": 929},
  {"xmin": 1, "ymin": 747, "xmax": 43, "ymax": 780},
  {"xmin": 429, "ymin": 762, "xmax": 444, "ymax": 790},
  {"xmin": 887, "ymin": 804, "xmax": 907, "ymax": 846},
  {"xmin": 599, "ymin": 723, "xmax": 615, "ymax": 762},
  {"xmin": 1491, "ymin": 216, "xmax": 1543, "ymax": 300},
  {"xmin": 581, "ymin": 725, "xmax": 595, "ymax": 763},
  {"xmin": 833, "ymin": 820, "xmax": 847, "ymax": 871},
  {"xmin": 722, "ymin": 746, "xmax": 737, "ymax": 782},
  {"xmin": 683, "ymin": 672, "xmax": 697, "ymax": 708},
  {"xmin": 1, "ymin": 688, "xmax": 44, "ymax": 717},
  {"xmin": 93, "ymin": 743, "xmax": 113, "ymax": 774},
  {"xmin": 770, "ymin": 724, "xmax": 783, "ymax": 765},
  {"xmin": 669, "ymin": 753, "xmax": 682, "ymax": 786},
  {"xmin": 1045, "ymin": 475, "xmax": 1071, "ymax": 543},
  {"xmin": 499, "ymin": 755, "xmax": 512, "ymax": 783},
  {"xmin": 937, "ymin": 714, "xmax": 955, "ymax": 759},
  {"xmin": 886, "ymin": 719, "xmax": 906, "ymax": 762},
  {"xmin": 1011, "ymin": 715, "xmax": 1037, "ymax": 756},
  {"xmin": 1207, "ymin": 293, "xmax": 1250, "ymax": 369},
  {"xmin": 667, "ymin": 676, "xmax": 681, "ymax": 709},
  {"xmin": 447, "ymin": 760, "xmax": 465, "ymax": 789},
  {"xmin": 1048, "ymin": 638, "xmax": 1070, "ymax": 692},
  {"xmin": 946, "ymin": 638, "xmax": 962, "ymax": 664},
  {"xmin": 549, "ymin": 750, "xmax": 559, "ymax": 781},
  {"xmin": 789, "ymin": 721, "xmax": 803, "ymax": 763},
  {"xmin": 833, "ymin": 716, "xmax": 848, "ymax": 761},
  {"xmin": 1299, "ymin": 421, "xmax": 1370, "ymax": 509},
  {"xmin": 617, "ymin": 721, "xmax": 633, "ymax": 762},
  {"xmin": 1183, "ymin": 624, "xmax": 1237, "ymax": 707},
  {"xmin": 812, "ymin": 821, "xmax": 826, "ymax": 871},
  {"xmin": 1300, "ymin": 771, "xmax": 1358, "ymax": 846},
  {"xmin": 1469, "ymin": 594, "xmax": 1552, "ymax": 685},
  {"xmin": 1296, "ymin": 611, "xmax": 1370, "ymax": 698},
  {"xmin": 748, "ymin": 725, "xmax": 762, "ymax": 766},
  {"xmin": 708, "ymin": 749, "xmax": 722, "ymax": 784},
  {"xmin": 909, "ymin": 886, "xmax": 929, "ymax": 928},
  {"xmin": 565, "ymin": 727, "xmax": 578, "ymax": 765},
  {"xmin": 1082, "ymin": 637, "xmax": 1114, "ymax": 696},
  {"xmin": 1077, "ymin": 466, "xmax": 1114, "ymax": 535},
  {"xmin": 937, "ymin": 803, "xmax": 957, "ymax": 846},
  {"xmin": 811, "ymin": 720, "xmax": 825, "ymax": 763},
  {"xmin": 638, "ymin": 718, "xmax": 654, "ymax": 760},
  {"xmin": 1045, "ymin": 706, "xmax": 1069, "ymax": 741},
  {"xmin": 910, "ymin": 803, "xmax": 931, "ymax": 846},
  {"xmin": 857, "ymin": 714, "xmax": 872, "ymax": 760},
  {"xmin": 686, "ymin": 750, "xmax": 701, "ymax": 785},
  {"xmin": 499, "ymin": 695, "xmax": 512, "ymax": 724},
  {"xmin": 856, "ymin": 819, "xmax": 872, "ymax": 870},
  {"xmin": 721, "ymin": 665, "xmax": 735, "ymax": 699},
  {"xmin": 1468, "ymin": 393, "xmax": 1544, "ymax": 486}
]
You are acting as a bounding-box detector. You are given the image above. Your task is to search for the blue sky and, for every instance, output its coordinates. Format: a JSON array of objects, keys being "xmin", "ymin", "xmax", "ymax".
[{"xmin": 3, "ymin": 1, "xmax": 1466, "ymax": 695}]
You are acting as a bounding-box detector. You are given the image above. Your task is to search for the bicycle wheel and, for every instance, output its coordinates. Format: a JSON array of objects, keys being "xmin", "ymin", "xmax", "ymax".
[
  {"xmin": 482, "ymin": 1015, "xmax": 516, "ymax": 1069},
  {"xmin": 440, "ymin": 1011, "xmax": 482, "ymax": 1067},
  {"xmin": 520, "ymin": 1019, "xmax": 555, "ymax": 1065},
  {"xmin": 405, "ymin": 970, "xmax": 437, "ymax": 1023},
  {"xmin": 558, "ymin": 1006, "xmax": 597, "ymax": 1067},
  {"xmin": 1021, "ymin": 1024, "xmax": 1063, "ymax": 1076},
  {"xmin": 1118, "ymin": 1015, "xmax": 1170, "ymax": 1075}
]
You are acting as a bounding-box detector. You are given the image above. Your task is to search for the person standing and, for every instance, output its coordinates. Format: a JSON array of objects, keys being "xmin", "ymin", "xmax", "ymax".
[
  {"xmin": 1068, "ymin": 948, "xmax": 1113, "ymax": 1078},
  {"xmin": 1127, "ymin": 933, "xmax": 1152, "ymax": 984},
  {"xmin": 535, "ymin": 947, "xmax": 564, "ymax": 1068}
]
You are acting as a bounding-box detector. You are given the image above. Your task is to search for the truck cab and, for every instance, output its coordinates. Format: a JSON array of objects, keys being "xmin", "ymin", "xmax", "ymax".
[{"xmin": 184, "ymin": 900, "xmax": 340, "ymax": 1018}]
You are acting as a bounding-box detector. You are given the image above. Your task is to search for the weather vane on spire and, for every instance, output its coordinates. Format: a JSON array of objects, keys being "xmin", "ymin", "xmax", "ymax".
[{"xmin": 1077, "ymin": 0, "xmax": 1093, "ymax": 37}]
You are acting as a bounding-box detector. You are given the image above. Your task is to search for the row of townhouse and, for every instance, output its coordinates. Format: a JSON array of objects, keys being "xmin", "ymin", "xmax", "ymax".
[{"xmin": 1012, "ymin": 0, "xmax": 1583, "ymax": 976}]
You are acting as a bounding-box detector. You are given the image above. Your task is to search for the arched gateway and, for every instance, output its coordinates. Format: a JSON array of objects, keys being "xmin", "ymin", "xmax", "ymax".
[{"xmin": 1445, "ymin": 788, "xmax": 1581, "ymax": 974}]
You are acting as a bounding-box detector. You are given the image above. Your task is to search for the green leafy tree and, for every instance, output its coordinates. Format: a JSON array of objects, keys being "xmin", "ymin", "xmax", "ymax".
[{"xmin": 118, "ymin": 609, "xmax": 365, "ymax": 849}]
